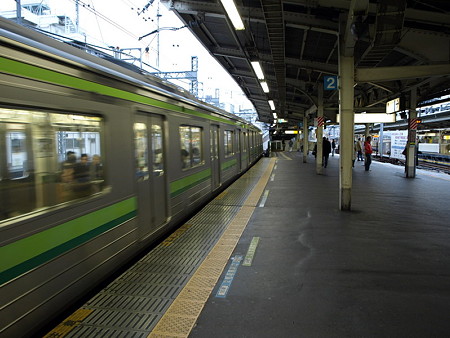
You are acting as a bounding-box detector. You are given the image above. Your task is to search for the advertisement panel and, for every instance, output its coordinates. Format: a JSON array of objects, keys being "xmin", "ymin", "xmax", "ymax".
[{"xmin": 389, "ymin": 130, "xmax": 408, "ymax": 160}]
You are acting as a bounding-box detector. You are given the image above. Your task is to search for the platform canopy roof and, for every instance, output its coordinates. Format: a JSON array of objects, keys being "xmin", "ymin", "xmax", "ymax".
[{"xmin": 161, "ymin": 0, "xmax": 450, "ymax": 128}]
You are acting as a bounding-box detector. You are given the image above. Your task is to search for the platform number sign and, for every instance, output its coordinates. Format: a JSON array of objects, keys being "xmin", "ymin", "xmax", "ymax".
[{"xmin": 324, "ymin": 76, "xmax": 338, "ymax": 90}]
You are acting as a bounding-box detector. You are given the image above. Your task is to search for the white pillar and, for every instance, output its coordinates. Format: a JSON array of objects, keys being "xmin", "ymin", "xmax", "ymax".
[
  {"xmin": 303, "ymin": 116, "xmax": 308, "ymax": 163},
  {"xmin": 364, "ymin": 124, "xmax": 370, "ymax": 138},
  {"xmin": 338, "ymin": 55, "xmax": 354, "ymax": 210},
  {"xmin": 316, "ymin": 86, "xmax": 324, "ymax": 174},
  {"xmin": 406, "ymin": 88, "xmax": 417, "ymax": 178}
]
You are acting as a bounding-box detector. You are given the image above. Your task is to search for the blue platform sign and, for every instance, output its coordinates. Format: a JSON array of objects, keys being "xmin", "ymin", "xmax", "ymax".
[{"xmin": 324, "ymin": 76, "xmax": 338, "ymax": 90}]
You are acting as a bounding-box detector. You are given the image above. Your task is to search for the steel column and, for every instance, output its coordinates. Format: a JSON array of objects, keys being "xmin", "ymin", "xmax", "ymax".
[
  {"xmin": 406, "ymin": 88, "xmax": 417, "ymax": 178},
  {"xmin": 303, "ymin": 116, "xmax": 308, "ymax": 163},
  {"xmin": 338, "ymin": 56, "xmax": 354, "ymax": 211},
  {"xmin": 316, "ymin": 86, "xmax": 324, "ymax": 174}
]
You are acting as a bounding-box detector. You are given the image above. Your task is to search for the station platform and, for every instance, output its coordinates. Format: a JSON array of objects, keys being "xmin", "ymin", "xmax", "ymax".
[{"xmin": 46, "ymin": 152, "xmax": 450, "ymax": 337}]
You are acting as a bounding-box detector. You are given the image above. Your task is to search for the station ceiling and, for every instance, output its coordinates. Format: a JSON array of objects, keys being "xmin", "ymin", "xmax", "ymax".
[{"xmin": 161, "ymin": 0, "xmax": 450, "ymax": 128}]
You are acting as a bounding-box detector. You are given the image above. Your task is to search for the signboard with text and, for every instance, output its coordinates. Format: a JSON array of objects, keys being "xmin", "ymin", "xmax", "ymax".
[{"xmin": 324, "ymin": 76, "xmax": 338, "ymax": 90}]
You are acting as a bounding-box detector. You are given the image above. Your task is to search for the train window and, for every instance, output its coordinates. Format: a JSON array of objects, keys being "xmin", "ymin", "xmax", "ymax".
[
  {"xmin": 179, "ymin": 126, "xmax": 203, "ymax": 169},
  {"xmin": 224, "ymin": 130, "xmax": 234, "ymax": 157},
  {"xmin": 6, "ymin": 129, "xmax": 28, "ymax": 179},
  {"xmin": 0, "ymin": 108, "xmax": 107, "ymax": 223},
  {"xmin": 134, "ymin": 123, "xmax": 149, "ymax": 180},
  {"xmin": 151, "ymin": 124, "xmax": 164, "ymax": 175}
]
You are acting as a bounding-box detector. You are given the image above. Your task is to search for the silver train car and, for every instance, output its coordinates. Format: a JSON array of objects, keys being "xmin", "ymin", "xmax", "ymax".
[{"xmin": 0, "ymin": 18, "xmax": 262, "ymax": 337}]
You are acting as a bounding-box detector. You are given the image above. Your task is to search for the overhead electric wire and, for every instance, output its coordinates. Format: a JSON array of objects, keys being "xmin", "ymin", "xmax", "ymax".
[{"xmin": 68, "ymin": 0, "xmax": 139, "ymax": 40}]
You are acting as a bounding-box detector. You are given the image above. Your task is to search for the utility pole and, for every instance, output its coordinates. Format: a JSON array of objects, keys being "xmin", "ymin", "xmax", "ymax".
[
  {"xmin": 75, "ymin": 0, "xmax": 79, "ymax": 33},
  {"xmin": 16, "ymin": 0, "xmax": 22, "ymax": 24},
  {"xmin": 156, "ymin": 0, "xmax": 161, "ymax": 68}
]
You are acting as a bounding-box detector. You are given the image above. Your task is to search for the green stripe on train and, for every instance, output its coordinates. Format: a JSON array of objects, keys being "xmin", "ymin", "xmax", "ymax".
[
  {"xmin": 221, "ymin": 159, "xmax": 237, "ymax": 171},
  {"xmin": 0, "ymin": 198, "xmax": 137, "ymax": 285},
  {"xmin": 0, "ymin": 56, "xmax": 235, "ymax": 125},
  {"xmin": 170, "ymin": 168, "xmax": 211, "ymax": 198}
]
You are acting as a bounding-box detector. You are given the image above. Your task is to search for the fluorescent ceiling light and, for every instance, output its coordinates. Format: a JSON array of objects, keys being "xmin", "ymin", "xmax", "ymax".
[
  {"xmin": 272, "ymin": 112, "xmax": 277, "ymax": 119},
  {"xmin": 260, "ymin": 81, "xmax": 269, "ymax": 93},
  {"xmin": 268, "ymin": 100, "xmax": 275, "ymax": 110},
  {"xmin": 336, "ymin": 113, "xmax": 396, "ymax": 124},
  {"xmin": 251, "ymin": 61, "xmax": 265, "ymax": 80},
  {"xmin": 220, "ymin": 0, "xmax": 245, "ymax": 30}
]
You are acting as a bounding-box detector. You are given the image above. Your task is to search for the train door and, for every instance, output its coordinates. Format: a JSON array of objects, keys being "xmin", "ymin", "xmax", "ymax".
[
  {"xmin": 134, "ymin": 113, "xmax": 167, "ymax": 239},
  {"xmin": 237, "ymin": 129, "xmax": 242, "ymax": 172},
  {"xmin": 241, "ymin": 131, "xmax": 248, "ymax": 169},
  {"xmin": 210, "ymin": 125, "xmax": 221, "ymax": 190}
]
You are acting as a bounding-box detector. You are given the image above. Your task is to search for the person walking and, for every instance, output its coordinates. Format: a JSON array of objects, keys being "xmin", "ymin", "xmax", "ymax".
[
  {"xmin": 288, "ymin": 139, "xmax": 293, "ymax": 152},
  {"xmin": 322, "ymin": 137, "xmax": 331, "ymax": 168},
  {"xmin": 364, "ymin": 136, "xmax": 373, "ymax": 171},
  {"xmin": 331, "ymin": 139, "xmax": 336, "ymax": 156}
]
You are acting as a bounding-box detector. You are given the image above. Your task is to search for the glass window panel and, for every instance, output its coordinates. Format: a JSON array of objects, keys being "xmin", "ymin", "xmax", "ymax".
[
  {"xmin": 151, "ymin": 124, "xmax": 164, "ymax": 175},
  {"xmin": 0, "ymin": 109, "xmax": 107, "ymax": 223},
  {"xmin": 179, "ymin": 126, "xmax": 203, "ymax": 169},
  {"xmin": 180, "ymin": 126, "xmax": 190, "ymax": 168},
  {"xmin": 224, "ymin": 130, "xmax": 233, "ymax": 157},
  {"xmin": 191, "ymin": 127, "xmax": 202, "ymax": 166},
  {"xmin": 134, "ymin": 122, "xmax": 149, "ymax": 180},
  {"xmin": 6, "ymin": 130, "xmax": 28, "ymax": 179}
]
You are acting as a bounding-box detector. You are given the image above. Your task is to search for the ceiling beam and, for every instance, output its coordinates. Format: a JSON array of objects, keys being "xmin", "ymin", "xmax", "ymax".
[{"xmin": 356, "ymin": 64, "xmax": 450, "ymax": 83}]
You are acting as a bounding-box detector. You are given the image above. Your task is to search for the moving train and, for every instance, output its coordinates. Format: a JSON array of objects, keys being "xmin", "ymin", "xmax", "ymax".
[{"xmin": 0, "ymin": 18, "xmax": 262, "ymax": 336}]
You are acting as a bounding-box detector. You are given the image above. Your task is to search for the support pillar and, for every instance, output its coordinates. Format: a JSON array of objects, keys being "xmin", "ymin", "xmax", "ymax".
[
  {"xmin": 364, "ymin": 124, "xmax": 370, "ymax": 138},
  {"xmin": 406, "ymin": 88, "xmax": 417, "ymax": 178},
  {"xmin": 316, "ymin": 86, "xmax": 324, "ymax": 174},
  {"xmin": 303, "ymin": 116, "xmax": 308, "ymax": 163},
  {"xmin": 379, "ymin": 123, "xmax": 384, "ymax": 157},
  {"xmin": 338, "ymin": 55, "xmax": 354, "ymax": 211}
]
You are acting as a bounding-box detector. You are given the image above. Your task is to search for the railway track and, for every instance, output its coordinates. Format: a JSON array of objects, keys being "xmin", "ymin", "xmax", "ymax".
[
  {"xmin": 374, "ymin": 156, "xmax": 450, "ymax": 175},
  {"xmin": 417, "ymin": 161, "xmax": 450, "ymax": 174}
]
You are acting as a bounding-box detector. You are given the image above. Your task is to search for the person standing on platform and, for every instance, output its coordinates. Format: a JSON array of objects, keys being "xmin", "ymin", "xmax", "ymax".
[
  {"xmin": 364, "ymin": 136, "xmax": 373, "ymax": 171},
  {"xmin": 288, "ymin": 139, "xmax": 293, "ymax": 152},
  {"xmin": 322, "ymin": 137, "xmax": 331, "ymax": 168},
  {"xmin": 353, "ymin": 140, "xmax": 358, "ymax": 167},
  {"xmin": 356, "ymin": 138, "xmax": 363, "ymax": 161},
  {"xmin": 331, "ymin": 139, "xmax": 336, "ymax": 156}
]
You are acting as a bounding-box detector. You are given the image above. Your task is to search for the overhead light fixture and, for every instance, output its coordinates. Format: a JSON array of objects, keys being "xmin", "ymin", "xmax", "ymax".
[
  {"xmin": 268, "ymin": 100, "xmax": 275, "ymax": 110},
  {"xmin": 251, "ymin": 61, "xmax": 265, "ymax": 80},
  {"xmin": 272, "ymin": 112, "xmax": 277, "ymax": 119},
  {"xmin": 260, "ymin": 81, "xmax": 269, "ymax": 93},
  {"xmin": 220, "ymin": 0, "xmax": 245, "ymax": 30}
]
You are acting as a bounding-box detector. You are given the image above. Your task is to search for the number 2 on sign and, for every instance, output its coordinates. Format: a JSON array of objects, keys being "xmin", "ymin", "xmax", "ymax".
[{"xmin": 324, "ymin": 76, "xmax": 338, "ymax": 90}]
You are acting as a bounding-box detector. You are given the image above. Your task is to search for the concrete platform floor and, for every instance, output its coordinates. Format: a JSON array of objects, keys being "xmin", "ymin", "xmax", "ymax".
[{"xmin": 190, "ymin": 152, "xmax": 450, "ymax": 337}]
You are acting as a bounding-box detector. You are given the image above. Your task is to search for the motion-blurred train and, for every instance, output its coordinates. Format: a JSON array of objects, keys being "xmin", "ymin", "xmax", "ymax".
[{"xmin": 0, "ymin": 18, "xmax": 262, "ymax": 336}]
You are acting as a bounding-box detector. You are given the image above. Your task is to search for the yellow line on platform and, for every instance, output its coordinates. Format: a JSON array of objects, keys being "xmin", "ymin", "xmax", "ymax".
[
  {"xmin": 418, "ymin": 171, "xmax": 450, "ymax": 181},
  {"xmin": 148, "ymin": 158, "xmax": 275, "ymax": 338},
  {"xmin": 43, "ymin": 309, "xmax": 93, "ymax": 337},
  {"xmin": 278, "ymin": 152, "xmax": 292, "ymax": 160}
]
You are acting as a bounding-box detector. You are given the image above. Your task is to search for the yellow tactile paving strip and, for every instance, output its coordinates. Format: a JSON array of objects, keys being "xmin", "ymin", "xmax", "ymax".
[
  {"xmin": 43, "ymin": 309, "xmax": 94, "ymax": 338},
  {"xmin": 148, "ymin": 158, "xmax": 275, "ymax": 338}
]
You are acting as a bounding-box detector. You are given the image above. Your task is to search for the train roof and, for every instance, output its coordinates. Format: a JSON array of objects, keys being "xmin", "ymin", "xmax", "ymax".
[{"xmin": 0, "ymin": 17, "xmax": 260, "ymax": 131}]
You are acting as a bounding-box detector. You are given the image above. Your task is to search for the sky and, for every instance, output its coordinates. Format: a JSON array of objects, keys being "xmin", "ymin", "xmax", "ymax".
[{"xmin": 1, "ymin": 0, "xmax": 254, "ymax": 114}]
